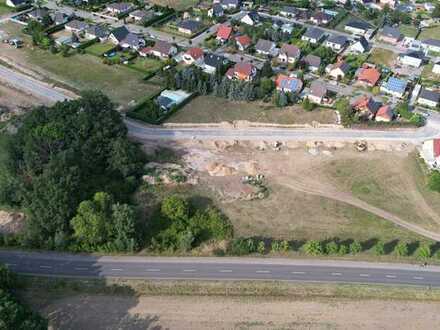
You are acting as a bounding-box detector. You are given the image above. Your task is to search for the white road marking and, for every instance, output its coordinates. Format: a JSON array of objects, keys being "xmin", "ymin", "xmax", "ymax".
[
  {"xmin": 386, "ymin": 275, "xmax": 397, "ymax": 278},
  {"xmin": 219, "ymin": 269, "xmax": 233, "ymax": 273},
  {"xmin": 39, "ymin": 265, "xmax": 52, "ymax": 269},
  {"xmin": 111, "ymin": 268, "xmax": 123, "ymax": 271},
  {"xmin": 291, "ymin": 271, "xmax": 305, "ymax": 274},
  {"xmin": 5, "ymin": 263, "xmax": 17, "ymax": 267},
  {"xmin": 183, "ymin": 269, "xmax": 196, "ymax": 272},
  {"xmin": 146, "ymin": 269, "xmax": 161, "ymax": 272},
  {"xmin": 74, "ymin": 267, "xmax": 89, "ymax": 271},
  {"xmin": 413, "ymin": 276, "xmax": 424, "ymax": 280},
  {"xmin": 359, "ymin": 274, "xmax": 370, "ymax": 277},
  {"xmin": 256, "ymin": 270, "xmax": 271, "ymax": 274},
  {"xmin": 331, "ymin": 272, "xmax": 342, "ymax": 276}
]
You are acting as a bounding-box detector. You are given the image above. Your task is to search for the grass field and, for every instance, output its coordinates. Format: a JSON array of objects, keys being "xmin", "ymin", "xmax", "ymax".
[
  {"xmin": 399, "ymin": 25, "xmax": 419, "ymax": 38},
  {"xmin": 369, "ymin": 48, "xmax": 396, "ymax": 67},
  {"xmin": 0, "ymin": 0, "xmax": 12, "ymax": 15},
  {"xmin": 128, "ymin": 57, "xmax": 164, "ymax": 74},
  {"xmin": 85, "ymin": 42, "xmax": 115, "ymax": 57},
  {"xmin": 166, "ymin": 96, "xmax": 337, "ymax": 124},
  {"xmin": 418, "ymin": 25, "xmax": 440, "ymax": 40},
  {"xmin": 149, "ymin": 0, "xmax": 199, "ymax": 11}
]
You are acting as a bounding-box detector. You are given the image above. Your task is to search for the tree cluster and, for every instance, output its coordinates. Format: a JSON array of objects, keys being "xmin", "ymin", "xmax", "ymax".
[{"xmin": 0, "ymin": 92, "xmax": 145, "ymax": 249}]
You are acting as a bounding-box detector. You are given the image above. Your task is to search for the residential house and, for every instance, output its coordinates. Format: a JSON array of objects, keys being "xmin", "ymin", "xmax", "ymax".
[
  {"xmin": 129, "ymin": 10, "xmax": 148, "ymax": 22},
  {"xmin": 178, "ymin": 20, "xmax": 203, "ymax": 35},
  {"xmin": 327, "ymin": 61, "xmax": 350, "ymax": 80},
  {"xmin": 65, "ymin": 20, "xmax": 89, "ymax": 34},
  {"xmin": 216, "ymin": 24, "xmax": 232, "ymax": 43},
  {"xmin": 301, "ymin": 27, "xmax": 326, "ymax": 44},
  {"xmin": 226, "ymin": 62, "xmax": 257, "ymax": 81},
  {"xmin": 375, "ymin": 105, "xmax": 394, "ymax": 122},
  {"xmin": 344, "ymin": 20, "xmax": 372, "ymax": 36},
  {"xmin": 27, "ymin": 8, "xmax": 49, "ymax": 22},
  {"xmin": 307, "ymin": 81, "xmax": 329, "ymax": 104},
  {"xmin": 433, "ymin": 60, "xmax": 440, "ymax": 75},
  {"xmin": 278, "ymin": 44, "xmax": 301, "ymax": 64},
  {"xmin": 106, "ymin": 2, "xmax": 134, "ymax": 15},
  {"xmin": 422, "ymin": 39, "xmax": 440, "ymax": 53},
  {"xmin": 348, "ymin": 36, "xmax": 369, "ymax": 54},
  {"xmin": 380, "ymin": 77, "xmax": 408, "ymax": 98},
  {"xmin": 378, "ymin": 25, "xmax": 402, "ymax": 44},
  {"xmin": 214, "ymin": 0, "xmax": 241, "ymax": 10},
  {"xmin": 352, "ymin": 95, "xmax": 382, "ymax": 119},
  {"xmin": 421, "ymin": 139, "xmax": 440, "ymax": 168},
  {"xmin": 51, "ymin": 12, "xmax": 70, "ymax": 25},
  {"xmin": 85, "ymin": 25, "xmax": 109, "ymax": 41},
  {"xmin": 157, "ymin": 90, "xmax": 192, "ymax": 112},
  {"xmin": 281, "ymin": 23, "xmax": 294, "ymax": 34},
  {"xmin": 5, "ymin": 0, "xmax": 29, "ymax": 8},
  {"xmin": 203, "ymin": 53, "xmax": 229, "ymax": 74},
  {"xmin": 255, "ymin": 39, "xmax": 278, "ymax": 57},
  {"xmin": 275, "ymin": 74, "xmax": 303, "ymax": 94},
  {"xmin": 208, "ymin": 3, "xmax": 224, "ymax": 17},
  {"xmin": 109, "ymin": 26, "xmax": 145, "ymax": 50},
  {"xmin": 399, "ymin": 51, "xmax": 425, "ymax": 68},
  {"xmin": 310, "ymin": 11, "xmax": 332, "ymax": 26},
  {"xmin": 303, "ymin": 54, "xmax": 321, "ymax": 72},
  {"xmin": 139, "ymin": 40, "xmax": 177, "ymax": 59},
  {"xmin": 279, "ymin": 6, "xmax": 298, "ymax": 18},
  {"xmin": 325, "ymin": 35, "xmax": 348, "ymax": 52},
  {"xmin": 235, "ymin": 34, "xmax": 251, "ymax": 51},
  {"xmin": 357, "ymin": 66, "xmax": 381, "ymax": 86},
  {"xmin": 182, "ymin": 47, "xmax": 204, "ymax": 65},
  {"xmin": 418, "ymin": 89, "xmax": 440, "ymax": 108},
  {"xmin": 240, "ymin": 11, "xmax": 260, "ymax": 26}
]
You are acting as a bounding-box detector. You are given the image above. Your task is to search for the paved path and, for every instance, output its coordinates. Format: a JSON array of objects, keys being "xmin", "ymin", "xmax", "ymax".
[
  {"xmin": 0, "ymin": 66, "xmax": 71, "ymax": 103},
  {"xmin": 1, "ymin": 250, "xmax": 440, "ymax": 286}
]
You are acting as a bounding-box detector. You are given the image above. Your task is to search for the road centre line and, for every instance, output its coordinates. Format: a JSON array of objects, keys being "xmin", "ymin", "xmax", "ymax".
[
  {"xmin": 359, "ymin": 274, "xmax": 370, "ymax": 277},
  {"xmin": 256, "ymin": 270, "xmax": 271, "ymax": 273},
  {"xmin": 331, "ymin": 272, "xmax": 342, "ymax": 276},
  {"xmin": 146, "ymin": 268, "xmax": 161, "ymax": 272},
  {"xmin": 386, "ymin": 275, "xmax": 397, "ymax": 278},
  {"xmin": 291, "ymin": 271, "xmax": 305, "ymax": 274}
]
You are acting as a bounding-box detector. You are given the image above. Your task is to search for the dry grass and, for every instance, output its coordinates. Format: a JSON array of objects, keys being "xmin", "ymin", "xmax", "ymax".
[
  {"xmin": 369, "ymin": 48, "xmax": 396, "ymax": 67},
  {"xmin": 167, "ymin": 95, "xmax": 337, "ymax": 124},
  {"xmin": 149, "ymin": 0, "xmax": 199, "ymax": 11}
]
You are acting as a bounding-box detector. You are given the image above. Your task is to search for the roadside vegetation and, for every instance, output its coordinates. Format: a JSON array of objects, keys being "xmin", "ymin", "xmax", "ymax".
[{"xmin": 0, "ymin": 264, "xmax": 47, "ymax": 329}]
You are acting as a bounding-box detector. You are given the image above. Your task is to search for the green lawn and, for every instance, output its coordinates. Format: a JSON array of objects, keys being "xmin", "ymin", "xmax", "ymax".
[
  {"xmin": 399, "ymin": 25, "xmax": 419, "ymax": 38},
  {"xmin": 85, "ymin": 42, "xmax": 115, "ymax": 57},
  {"xmin": 166, "ymin": 95, "xmax": 337, "ymax": 125},
  {"xmin": 150, "ymin": 0, "xmax": 198, "ymax": 11},
  {"xmin": 369, "ymin": 48, "xmax": 396, "ymax": 67},
  {"xmin": 0, "ymin": 1, "xmax": 12, "ymax": 15},
  {"xmin": 128, "ymin": 57, "xmax": 164, "ymax": 74},
  {"xmin": 421, "ymin": 63, "xmax": 440, "ymax": 84},
  {"xmin": 418, "ymin": 25, "xmax": 440, "ymax": 40}
]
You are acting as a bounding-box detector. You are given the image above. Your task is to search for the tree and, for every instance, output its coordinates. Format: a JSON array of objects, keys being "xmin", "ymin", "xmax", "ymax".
[
  {"xmin": 394, "ymin": 241, "xmax": 409, "ymax": 257},
  {"xmin": 303, "ymin": 240, "xmax": 323, "ymax": 255},
  {"xmin": 325, "ymin": 241, "xmax": 339, "ymax": 254},
  {"xmin": 417, "ymin": 244, "xmax": 431, "ymax": 260},
  {"xmin": 261, "ymin": 60, "xmax": 273, "ymax": 78},
  {"xmin": 374, "ymin": 241, "xmax": 385, "ymax": 256},
  {"xmin": 302, "ymin": 98, "xmax": 315, "ymax": 111},
  {"xmin": 161, "ymin": 195, "xmax": 190, "ymax": 222},
  {"xmin": 338, "ymin": 244, "xmax": 348, "ymax": 255},
  {"xmin": 428, "ymin": 171, "xmax": 440, "ymax": 192},
  {"xmin": 257, "ymin": 241, "xmax": 266, "ymax": 254},
  {"xmin": 349, "ymin": 241, "xmax": 362, "ymax": 254},
  {"xmin": 433, "ymin": 4, "xmax": 440, "ymax": 18},
  {"xmin": 335, "ymin": 97, "xmax": 355, "ymax": 126}
]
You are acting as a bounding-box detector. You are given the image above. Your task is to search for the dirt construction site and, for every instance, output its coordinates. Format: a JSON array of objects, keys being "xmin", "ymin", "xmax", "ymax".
[{"xmin": 141, "ymin": 137, "xmax": 440, "ymax": 244}]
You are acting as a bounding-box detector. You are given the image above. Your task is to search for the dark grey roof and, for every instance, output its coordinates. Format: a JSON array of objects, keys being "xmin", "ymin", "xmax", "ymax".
[
  {"xmin": 281, "ymin": 6, "xmax": 298, "ymax": 14},
  {"xmin": 221, "ymin": 0, "xmax": 240, "ymax": 5},
  {"xmin": 327, "ymin": 35, "xmax": 348, "ymax": 46},
  {"xmin": 423, "ymin": 39, "xmax": 440, "ymax": 47},
  {"xmin": 9, "ymin": 0, "xmax": 28, "ymax": 6},
  {"xmin": 380, "ymin": 25, "xmax": 402, "ymax": 39},
  {"xmin": 304, "ymin": 54, "xmax": 321, "ymax": 67},
  {"xmin": 311, "ymin": 11, "xmax": 332, "ymax": 22},
  {"xmin": 212, "ymin": 3, "xmax": 224, "ymax": 14},
  {"xmin": 419, "ymin": 89, "xmax": 440, "ymax": 102},
  {"xmin": 245, "ymin": 10, "xmax": 260, "ymax": 22},
  {"xmin": 303, "ymin": 27, "xmax": 325, "ymax": 40},
  {"xmin": 346, "ymin": 20, "xmax": 372, "ymax": 31},
  {"xmin": 157, "ymin": 96, "xmax": 175, "ymax": 110},
  {"xmin": 255, "ymin": 39, "xmax": 275, "ymax": 52},
  {"xmin": 130, "ymin": 10, "xmax": 148, "ymax": 19},
  {"xmin": 65, "ymin": 19, "xmax": 88, "ymax": 30},
  {"xmin": 28, "ymin": 8, "xmax": 49, "ymax": 19},
  {"xmin": 354, "ymin": 36, "xmax": 369, "ymax": 49},
  {"xmin": 401, "ymin": 50, "xmax": 425, "ymax": 59},
  {"xmin": 110, "ymin": 26, "xmax": 130, "ymax": 42},
  {"xmin": 310, "ymin": 81, "xmax": 327, "ymax": 97},
  {"xmin": 86, "ymin": 25, "xmax": 109, "ymax": 38},
  {"xmin": 107, "ymin": 2, "xmax": 133, "ymax": 11},
  {"xmin": 178, "ymin": 20, "xmax": 203, "ymax": 32},
  {"xmin": 52, "ymin": 12, "xmax": 68, "ymax": 24},
  {"xmin": 204, "ymin": 53, "xmax": 228, "ymax": 67}
]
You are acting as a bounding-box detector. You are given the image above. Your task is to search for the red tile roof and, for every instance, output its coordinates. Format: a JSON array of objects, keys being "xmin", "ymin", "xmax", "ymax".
[
  {"xmin": 185, "ymin": 47, "xmax": 204, "ymax": 60},
  {"xmin": 235, "ymin": 35, "xmax": 251, "ymax": 47},
  {"xmin": 217, "ymin": 24, "xmax": 232, "ymax": 40},
  {"xmin": 358, "ymin": 67, "xmax": 381, "ymax": 86},
  {"xmin": 434, "ymin": 139, "xmax": 440, "ymax": 158},
  {"xmin": 234, "ymin": 62, "xmax": 254, "ymax": 76},
  {"xmin": 376, "ymin": 105, "xmax": 393, "ymax": 119}
]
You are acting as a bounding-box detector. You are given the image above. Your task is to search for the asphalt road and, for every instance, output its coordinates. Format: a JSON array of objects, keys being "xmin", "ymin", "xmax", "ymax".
[{"xmin": 1, "ymin": 250, "xmax": 440, "ymax": 287}]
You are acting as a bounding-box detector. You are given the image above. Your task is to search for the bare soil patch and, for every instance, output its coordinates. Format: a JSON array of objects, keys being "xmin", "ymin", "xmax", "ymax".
[{"xmin": 30, "ymin": 294, "xmax": 440, "ymax": 330}]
